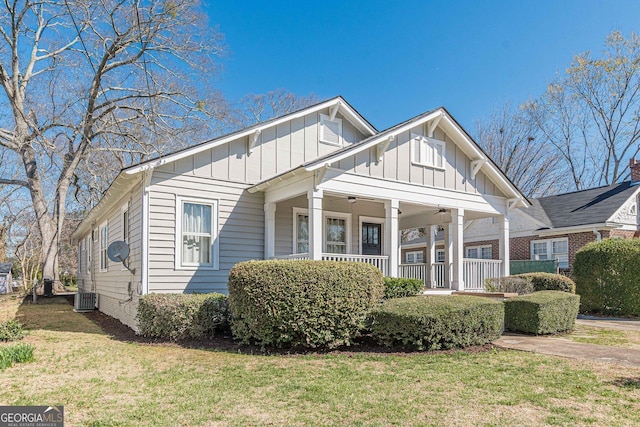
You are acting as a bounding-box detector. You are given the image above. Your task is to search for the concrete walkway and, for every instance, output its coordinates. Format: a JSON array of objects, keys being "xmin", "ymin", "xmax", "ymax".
[{"xmin": 495, "ymin": 316, "xmax": 640, "ymax": 367}]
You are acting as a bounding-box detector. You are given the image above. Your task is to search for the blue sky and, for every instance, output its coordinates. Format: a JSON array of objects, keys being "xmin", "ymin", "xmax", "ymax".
[{"xmin": 207, "ymin": 1, "xmax": 640, "ymax": 131}]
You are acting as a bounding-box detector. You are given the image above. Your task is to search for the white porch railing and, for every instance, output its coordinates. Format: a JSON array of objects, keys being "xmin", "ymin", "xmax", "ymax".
[
  {"xmin": 275, "ymin": 253, "xmax": 389, "ymax": 276},
  {"xmin": 463, "ymin": 258, "xmax": 502, "ymax": 290},
  {"xmin": 398, "ymin": 263, "xmax": 447, "ymax": 288},
  {"xmin": 399, "ymin": 259, "xmax": 502, "ymax": 290}
]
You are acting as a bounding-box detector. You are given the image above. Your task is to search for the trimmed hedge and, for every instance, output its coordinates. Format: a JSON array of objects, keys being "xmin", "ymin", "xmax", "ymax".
[
  {"xmin": 0, "ymin": 320, "xmax": 26, "ymax": 342},
  {"xmin": 228, "ymin": 260, "xmax": 384, "ymax": 349},
  {"xmin": 369, "ymin": 295, "xmax": 504, "ymax": 351},
  {"xmin": 485, "ymin": 276, "xmax": 534, "ymax": 295},
  {"xmin": 383, "ymin": 277, "xmax": 424, "ymax": 299},
  {"xmin": 574, "ymin": 239, "xmax": 640, "ymax": 316},
  {"xmin": 504, "ymin": 291, "xmax": 580, "ymax": 334},
  {"xmin": 513, "ymin": 273, "xmax": 576, "ymax": 294},
  {"xmin": 137, "ymin": 293, "xmax": 230, "ymax": 341}
]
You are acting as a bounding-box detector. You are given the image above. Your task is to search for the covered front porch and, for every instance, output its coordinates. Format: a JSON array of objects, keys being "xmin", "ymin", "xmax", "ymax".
[{"xmin": 257, "ymin": 170, "xmax": 513, "ymax": 291}]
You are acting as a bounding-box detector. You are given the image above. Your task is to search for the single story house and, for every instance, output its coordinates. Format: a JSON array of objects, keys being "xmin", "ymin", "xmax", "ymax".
[
  {"xmin": 0, "ymin": 262, "xmax": 12, "ymax": 294},
  {"xmin": 403, "ymin": 159, "xmax": 640, "ymax": 279},
  {"xmin": 71, "ymin": 96, "xmax": 528, "ymax": 329}
]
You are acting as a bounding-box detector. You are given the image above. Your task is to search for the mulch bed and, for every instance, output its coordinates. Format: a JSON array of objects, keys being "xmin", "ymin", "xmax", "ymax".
[{"xmin": 59, "ymin": 294, "xmax": 498, "ymax": 357}]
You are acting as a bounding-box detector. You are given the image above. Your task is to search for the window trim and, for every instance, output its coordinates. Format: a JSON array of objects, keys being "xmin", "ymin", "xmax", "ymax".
[
  {"xmin": 319, "ymin": 113, "xmax": 343, "ymax": 146},
  {"xmin": 410, "ymin": 133, "xmax": 445, "ymax": 170},
  {"xmin": 99, "ymin": 221, "xmax": 108, "ymax": 272},
  {"xmin": 465, "ymin": 244, "xmax": 493, "ymax": 260},
  {"xmin": 87, "ymin": 236, "xmax": 92, "ymax": 274},
  {"xmin": 435, "ymin": 249, "xmax": 446, "ymax": 263},
  {"xmin": 530, "ymin": 238, "xmax": 569, "ymax": 269},
  {"xmin": 78, "ymin": 238, "xmax": 85, "ymax": 274},
  {"xmin": 405, "ymin": 250, "xmax": 424, "ymax": 264},
  {"xmin": 292, "ymin": 207, "xmax": 352, "ymax": 254},
  {"xmin": 175, "ymin": 196, "xmax": 219, "ymax": 271}
]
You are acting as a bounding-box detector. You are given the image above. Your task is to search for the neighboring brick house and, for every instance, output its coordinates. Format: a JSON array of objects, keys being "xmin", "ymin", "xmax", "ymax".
[{"xmin": 402, "ymin": 159, "xmax": 640, "ymax": 274}]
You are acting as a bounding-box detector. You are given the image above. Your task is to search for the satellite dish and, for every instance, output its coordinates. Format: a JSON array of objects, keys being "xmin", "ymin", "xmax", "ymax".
[
  {"xmin": 107, "ymin": 241, "xmax": 130, "ymax": 262},
  {"xmin": 107, "ymin": 241, "xmax": 135, "ymax": 275}
]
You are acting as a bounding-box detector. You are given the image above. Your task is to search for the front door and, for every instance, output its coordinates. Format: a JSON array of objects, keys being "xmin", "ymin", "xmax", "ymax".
[{"xmin": 362, "ymin": 223, "xmax": 382, "ymax": 255}]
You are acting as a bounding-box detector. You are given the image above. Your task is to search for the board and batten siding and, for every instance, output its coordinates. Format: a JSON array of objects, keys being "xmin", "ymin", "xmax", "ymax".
[
  {"xmin": 337, "ymin": 124, "xmax": 505, "ymax": 198},
  {"xmin": 159, "ymin": 109, "xmax": 366, "ymax": 184},
  {"xmin": 75, "ymin": 181, "xmax": 143, "ymax": 328},
  {"xmin": 147, "ymin": 170, "xmax": 265, "ymax": 294}
]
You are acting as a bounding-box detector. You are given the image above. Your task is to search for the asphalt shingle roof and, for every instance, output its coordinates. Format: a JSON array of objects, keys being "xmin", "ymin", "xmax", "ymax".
[{"xmin": 528, "ymin": 181, "xmax": 640, "ymax": 228}]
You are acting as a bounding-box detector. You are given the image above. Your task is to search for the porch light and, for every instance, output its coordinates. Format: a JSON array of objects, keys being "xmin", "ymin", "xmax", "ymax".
[{"xmin": 348, "ymin": 196, "xmax": 357, "ymax": 203}]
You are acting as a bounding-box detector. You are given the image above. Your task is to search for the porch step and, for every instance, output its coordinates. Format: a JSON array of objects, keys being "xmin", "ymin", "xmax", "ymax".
[{"xmin": 423, "ymin": 288, "xmax": 455, "ymax": 295}]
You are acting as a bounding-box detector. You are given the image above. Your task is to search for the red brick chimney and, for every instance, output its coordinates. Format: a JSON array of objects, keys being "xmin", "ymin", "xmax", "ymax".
[{"xmin": 631, "ymin": 158, "xmax": 640, "ymax": 181}]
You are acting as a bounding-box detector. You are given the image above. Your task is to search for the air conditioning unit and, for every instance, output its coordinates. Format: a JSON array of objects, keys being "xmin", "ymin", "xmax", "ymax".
[{"xmin": 74, "ymin": 292, "xmax": 96, "ymax": 311}]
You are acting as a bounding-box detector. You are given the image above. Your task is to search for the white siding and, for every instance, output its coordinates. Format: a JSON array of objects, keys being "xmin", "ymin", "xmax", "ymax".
[{"xmin": 147, "ymin": 171, "xmax": 265, "ymax": 293}]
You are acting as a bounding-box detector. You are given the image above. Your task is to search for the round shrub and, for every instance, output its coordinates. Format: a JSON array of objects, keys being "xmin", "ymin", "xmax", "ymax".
[
  {"xmin": 574, "ymin": 239, "xmax": 640, "ymax": 316},
  {"xmin": 137, "ymin": 293, "xmax": 230, "ymax": 341},
  {"xmin": 383, "ymin": 277, "xmax": 424, "ymax": 299},
  {"xmin": 228, "ymin": 260, "xmax": 384, "ymax": 349},
  {"xmin": 369, "ymin": 295, "xmax": 504, "ymax": 351},
  {"xmin": 513, "ymin": 272, "xmax": 575, "ymax": 294}
]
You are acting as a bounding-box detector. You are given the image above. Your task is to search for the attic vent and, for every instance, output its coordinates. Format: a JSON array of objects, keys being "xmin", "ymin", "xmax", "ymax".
[
  {"xmin": 320, "ymin": 114, "xmax": 342, "ymax": 146},
  {"xmin": 74, "ymin": 292, "xmax": 96, "ymax": 311}
]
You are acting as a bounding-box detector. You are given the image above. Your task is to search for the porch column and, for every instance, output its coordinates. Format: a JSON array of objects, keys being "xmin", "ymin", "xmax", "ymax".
[
  {"xmin": 426, "ymin": 225, "xmax": 436, "ymax": 288},
  {"xmin": 499, "ymin": 215, "xmax": 510, "ymax": 277},
  {"xmin": 308, "ymin": 189, "xmax": 323, "ymax": 260},
  {"xmin": 451, "ymin": 208, "xmax": 464, "ymax": 291},
  {"xmin": 385, "ymin": 199, "xmax": 399, "ymax": 277},
  {"xmin": 264, "ymin": 202, "xmax": 276, "ymax": 259},
  {"xmin": 444, "ymin": 223, "xmax": 452, "ymax": 286}
]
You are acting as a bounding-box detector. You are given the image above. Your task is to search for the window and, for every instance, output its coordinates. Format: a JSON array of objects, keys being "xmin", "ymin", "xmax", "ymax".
[
  {"xmin": 325, "ymin": 217, "xmax": 347, "ymax": 253},
  {"xmin": 319, "ymin": 114, "xmax": 343, "ymax": 146},
  {"xmin": 531, "ymin": 238, "xmax": 568, "ymax": 269},
  {"xmin": 411, "ymin": 133, "xmax": 445, "ymax": 169},
  {"xmin": 177, "ymin": 197, "xmax": 218, "ymax": 269},
  {"xmin": 293, "ymin": 208, "xmax": 351, "ymax": 254},
  {"xmin": 296, "ymin": 213, "xmax": 309, "ymax": 253},
  {"xmin": 99, "ymin": 222, "xmax": 108, "ymax": 271},
  {"xmin": 122, "ymin": 203, "xmax": 130, "ymax": 243},
  {"xmin": 405, "ymin": 251, "xmax": 424, "ymax": 264},
  {"xmin": 465, "ymin": 245, "xmax": 492, "ymax": 259},
  {"xmin": 436, "ymin": 249, "xmax": 445, "ymax": 263}
]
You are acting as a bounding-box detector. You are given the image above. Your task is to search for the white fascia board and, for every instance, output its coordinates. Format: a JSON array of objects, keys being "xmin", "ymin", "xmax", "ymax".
[
  {"xmin": 263, "ymin": 174, "xmax": 315, "ymax": 204},
  {"xmin": 304, "ymin": 110, "xmax": 445, "ymax": 172},
  {"xmin": 125, "ymin": 98, "xmax": 376, "ymax": 176},
  {"xmin": 535, "ymin": 223, "xmax": 613, "ymax": 236},
  {"xmin": 401, "ymin": 242, "xmax": 428, "ymax": 249},
  {"xmin": 71, "ymin": 172, "xmax": 140, "ymax": 241}
]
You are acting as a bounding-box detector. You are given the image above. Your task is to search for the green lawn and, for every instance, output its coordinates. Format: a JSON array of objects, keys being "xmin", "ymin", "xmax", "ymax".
[{"xmin": 1, "ymin": 296, "xmax": 640, "ymax": 426}]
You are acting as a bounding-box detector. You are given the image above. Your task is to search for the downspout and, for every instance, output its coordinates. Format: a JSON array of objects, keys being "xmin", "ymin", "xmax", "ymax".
[{"xmin": 592, "ymin": 228, "xmax": 602, "ymax": 242}]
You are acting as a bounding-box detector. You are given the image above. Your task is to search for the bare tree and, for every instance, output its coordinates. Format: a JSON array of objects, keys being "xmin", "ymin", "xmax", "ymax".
[
  {"xmin": 475, "ymin": 102, "xmax": 563, "ymax": 197},
  {"xmin": 233, "ymin": 89, "xmax": 319, "ymax": 127},
  {"xmin": 0, "ymin": 0, "xmax": 225, "ymax": 288},
  {"xmin": 524, "ymin": 31, "xmax": 640, "ymax": 190}
]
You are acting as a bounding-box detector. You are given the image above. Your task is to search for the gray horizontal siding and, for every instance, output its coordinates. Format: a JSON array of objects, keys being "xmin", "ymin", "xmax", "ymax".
[{"xmin": 147, "ymin": 171, "xmax": 265, "ymax": 294}]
